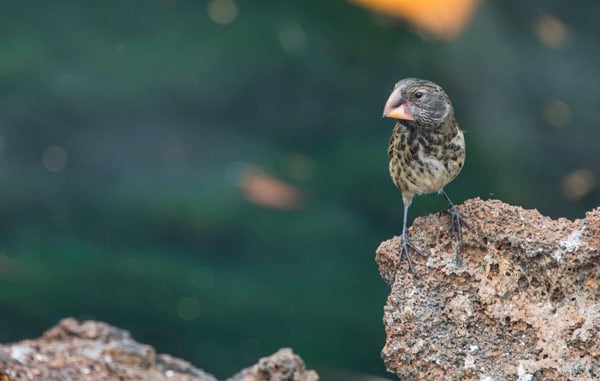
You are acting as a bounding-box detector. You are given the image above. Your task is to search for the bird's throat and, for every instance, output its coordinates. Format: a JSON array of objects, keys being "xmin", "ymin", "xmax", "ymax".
[{"xmin": 399, "ymin": 117, "xmax": 458, "ymax": 149}]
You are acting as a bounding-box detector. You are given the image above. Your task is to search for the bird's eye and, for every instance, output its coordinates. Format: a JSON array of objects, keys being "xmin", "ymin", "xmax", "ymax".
[{"xmin": 414, "ymin": 91, "xmax": 424, "ymax": 99}]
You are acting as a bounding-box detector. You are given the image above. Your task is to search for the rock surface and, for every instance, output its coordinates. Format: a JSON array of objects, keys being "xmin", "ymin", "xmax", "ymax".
[
  {"xmin": 0, "ymin": 318, "xmax": 318, "ymax": 381},
  {"xmin": 226, "ymin": 348, "xmax": 319, "ymax": 381},
  {"xmin": 376, "ymin": 198, "xmax": 599, "ymax": 380}
]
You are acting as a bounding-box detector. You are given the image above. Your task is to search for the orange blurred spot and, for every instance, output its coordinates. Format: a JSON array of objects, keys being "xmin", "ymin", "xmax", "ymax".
[
  {"xmin": 561, "ymin": 169, "xmax": 596, "ymax": 201},
  {"xmin": 240, "ymin": 166, "xmax": 303, "ymax": 210},
  {"xmin": 350, "ymin": 0, "xmax": 480, "ymax": 39},
  {"xmin": 535, "ymin": 14, "xmax": 568, "ymax": 49}
]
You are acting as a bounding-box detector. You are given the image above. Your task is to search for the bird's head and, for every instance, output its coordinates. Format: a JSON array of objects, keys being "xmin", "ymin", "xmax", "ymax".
[{"xmin": 382, "ymin": 78, "xmax": 453, "ymax": 128}]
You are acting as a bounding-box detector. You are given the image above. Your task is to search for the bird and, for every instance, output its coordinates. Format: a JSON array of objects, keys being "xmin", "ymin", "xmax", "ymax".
[{"xmin": 382, "ymin": 78, "xmax": 466, "ymax": 274}]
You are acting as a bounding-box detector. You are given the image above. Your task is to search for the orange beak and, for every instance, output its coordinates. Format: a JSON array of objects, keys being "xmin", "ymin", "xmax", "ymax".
[{"xmin": 382, "ymin": 88, "xmax": 415, "ymax": 121}]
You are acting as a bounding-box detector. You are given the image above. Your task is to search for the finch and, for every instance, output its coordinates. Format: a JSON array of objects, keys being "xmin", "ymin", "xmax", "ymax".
[{"xmin": 382, "ymin": 78, "xmax": 466, "ymax": 273}]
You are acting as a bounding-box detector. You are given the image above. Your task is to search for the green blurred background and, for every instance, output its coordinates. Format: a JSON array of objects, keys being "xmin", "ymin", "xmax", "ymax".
[{"xmin": 0, "ymin": 0, "xmax": 598, "ymax": 379}]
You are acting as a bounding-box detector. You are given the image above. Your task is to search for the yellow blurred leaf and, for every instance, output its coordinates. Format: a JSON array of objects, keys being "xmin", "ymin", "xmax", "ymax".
[{"xmin": 350, "ymin": 0, "xmax": 480, "ymax": 39}]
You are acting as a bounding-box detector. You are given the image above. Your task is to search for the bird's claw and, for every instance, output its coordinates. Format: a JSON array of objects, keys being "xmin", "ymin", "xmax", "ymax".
[
  {"xmin": 442, "ymin": 207, "xmax": 469, "ymax": 251},
  {"xmin": 398, "ymin": 234, "xmax": 427, "ymax": 275}
]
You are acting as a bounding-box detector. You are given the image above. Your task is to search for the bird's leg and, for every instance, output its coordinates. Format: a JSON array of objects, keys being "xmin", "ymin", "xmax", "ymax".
[
  {"xmin": 439, "ymin": 189, "xmax": 468, "ymax": 251},
  {"xmin": 399, "ymin": 203, "xmax": 426, "ymax": 274}
]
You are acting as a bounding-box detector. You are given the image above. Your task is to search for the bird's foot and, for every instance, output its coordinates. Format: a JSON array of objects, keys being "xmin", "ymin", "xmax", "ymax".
[
  {"xmin": 398, "ymin": 234, "xmax": 427, "ymax": 274},
  {"xmin": 442, "ymin": 206, "xmax": 469, "ymax": 251}
]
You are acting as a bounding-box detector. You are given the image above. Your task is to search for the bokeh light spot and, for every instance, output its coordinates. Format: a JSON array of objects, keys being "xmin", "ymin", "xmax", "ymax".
[
  {"xmin": 277, "ymin": 22, "xmax": 308, "ymax": 56},
  {"xmin": 207, "ymin": 0, "xmax": 239, "ymax": 25},
  {"xmin": 239, "ymin": 165, "xmax": 303, "ymax": 210},
  {"xmin": 350, "ymin": 0, "xmax": 480, "ymax": 39},
  {"xmin": 542, "ymin": 98, "xmax": 571, "ymax": 128},
  {"xmin": 41, "ymin": 145, "xmax": 68, "ymax": 173},
  {"xmin": 0, "ymin": 254, "xmax": 17, "ymax": 278},
  {"xmin": 561, "ymin": 169, "xmax": 596, "ymax": 201},
  {"xmin": 535, "ymin": 14, "xmax": 568, "ymax": 49},
  {"xmin": 176, "ymin": 297, "xmax": 201, "ymax": 321}
]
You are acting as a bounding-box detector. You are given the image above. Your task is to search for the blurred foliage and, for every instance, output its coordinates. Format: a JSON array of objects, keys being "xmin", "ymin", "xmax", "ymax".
[{"xmin": 0, "ymin": 0, "xmax": 599, "ymax": 379}]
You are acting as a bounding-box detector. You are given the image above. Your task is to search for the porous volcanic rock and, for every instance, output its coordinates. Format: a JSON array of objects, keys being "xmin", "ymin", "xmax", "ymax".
[
  {"xmin": 0, "ymin": 318, "xmax": 318, "ymax": 381},
  {"xmin": 0, "ymin": 318, "xmax": 217, "ymax": 381},
  {"xmin": 226, "ymin": 348, "xmax": 319, "ymax": 381},
  {"xmin": 376, "ymin": 198, "xmax": 599, "ymax": 380}
]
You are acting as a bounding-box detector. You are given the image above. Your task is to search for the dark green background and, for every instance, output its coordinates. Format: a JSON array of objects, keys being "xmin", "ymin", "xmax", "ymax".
[{"xmin": 0, "ymin": 1, "xmax": 598, "ymax": 379}]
